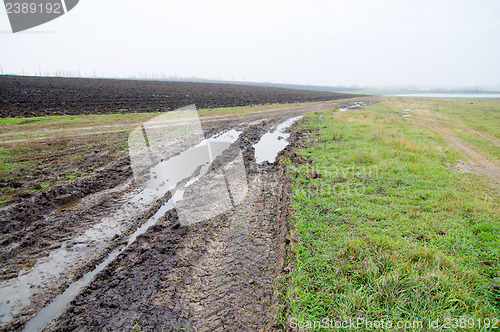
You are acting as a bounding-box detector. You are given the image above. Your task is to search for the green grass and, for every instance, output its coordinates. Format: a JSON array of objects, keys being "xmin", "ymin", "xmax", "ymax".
[
  {"xmin": 130, "ymin": 321, "xmax": 145, "ymax": 332},
  {"xmin": 282, "ymin": 99, "xmax": 500, "ymax": 331}
]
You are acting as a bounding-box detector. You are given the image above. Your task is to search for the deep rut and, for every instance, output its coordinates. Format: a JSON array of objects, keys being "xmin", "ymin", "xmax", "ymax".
[{"xmin": 46, "ymin": 150, "xmax": 290, "ymax": 332}]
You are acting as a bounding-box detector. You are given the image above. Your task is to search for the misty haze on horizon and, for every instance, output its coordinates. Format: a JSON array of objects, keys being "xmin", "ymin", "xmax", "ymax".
[{"xmin": 1, "ymin": 0, "xmax": 499, "ymax": 89}]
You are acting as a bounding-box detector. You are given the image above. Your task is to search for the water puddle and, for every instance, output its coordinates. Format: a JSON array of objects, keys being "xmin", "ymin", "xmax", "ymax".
[
  {"xmin": 129, "ymin": 129, "xmax": 241, "ymax": 205},
  {"xmin": 1, "ymin": 129, "xmax": 243, "ymax": 331},
  {"xmin": 21, "ymin": 249, "xmax": 121, "ymax": 332},
  {"xmin": 0, "ymin": 245, "xmax": 89, "ymax": 325},
  {"xmin": 400, "ymin": 109, "xmax": 414, "ymax": 117},
  {"xmin": 53, "ymin": 199, "xmax": 82, "ymax": 214},
  {"xmin": 254, "ymin": 116, "xmax": 302, "ymax": 164},
  {"xmin": 338, "ymin": 101, "xmax": 368, "ymax": 112}
]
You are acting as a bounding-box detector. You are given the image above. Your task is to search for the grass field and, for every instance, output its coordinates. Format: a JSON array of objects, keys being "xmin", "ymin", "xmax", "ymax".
[
  {"xmin": 379, "ymin": 97, "xmax": 500, "ymax": 161},
  {"xmin": 282, "ymin": 97, "xmax": 500, "ymax": 330}
]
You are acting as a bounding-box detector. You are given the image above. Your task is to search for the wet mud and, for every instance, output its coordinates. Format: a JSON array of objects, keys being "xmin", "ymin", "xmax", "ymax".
[{"xmin": 0, "ymin": 100, "xmax": 375, "ymax": 331}]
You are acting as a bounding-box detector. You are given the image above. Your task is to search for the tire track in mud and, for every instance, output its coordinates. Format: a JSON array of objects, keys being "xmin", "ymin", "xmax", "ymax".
[
  {"xmin": 151, "ymin": 175, "xmax": 287, "ymax": 331},
  {"xmin": 48, "ymin": 171, "xmax": 290, "ymax": 331},
  {"xmin": 42, "ymin": 121, "xmax": 292, "ymax": 331},
  {"xmin": 1, "ymin": 99, "xmax": 374, "ymax": 331}
]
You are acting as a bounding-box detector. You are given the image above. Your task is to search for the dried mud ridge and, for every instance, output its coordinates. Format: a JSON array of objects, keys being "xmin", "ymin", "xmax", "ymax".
[
  {"xmin": 0, "ymin": 76, "xmax": 361, "ymax": 118},
  {"xmin": 0, "ymin": 100, "xmax": 374, "ymax": 331}
]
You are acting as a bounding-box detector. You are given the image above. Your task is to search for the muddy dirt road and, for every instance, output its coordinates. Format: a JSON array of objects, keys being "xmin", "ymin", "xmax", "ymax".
[{"xmin": 0, "ymin": 99, "xmax": 374, "ymax": 331}]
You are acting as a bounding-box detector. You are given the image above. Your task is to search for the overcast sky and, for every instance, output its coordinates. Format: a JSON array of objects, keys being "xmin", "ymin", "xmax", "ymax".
[{"xmin": 1, "ymin": 0, "xmax": 499, "ymax": 87}]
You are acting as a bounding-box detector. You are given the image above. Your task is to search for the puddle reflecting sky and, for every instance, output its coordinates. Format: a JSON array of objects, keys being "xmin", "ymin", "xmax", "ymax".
[{"xmin": 254, "ymin": 116, "xmax": 302, "ymax": 164}]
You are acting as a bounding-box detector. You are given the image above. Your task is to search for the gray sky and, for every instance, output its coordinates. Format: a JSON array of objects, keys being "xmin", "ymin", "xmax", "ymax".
[{"xmin": 1, "ymin": 0, "xmax": 499, "ymax": 87}]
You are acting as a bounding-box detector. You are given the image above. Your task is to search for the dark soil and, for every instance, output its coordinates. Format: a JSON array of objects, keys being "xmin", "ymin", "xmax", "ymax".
[{"xmin": 0, "ymin": 76, "xmax": 360, "ymax": 118}]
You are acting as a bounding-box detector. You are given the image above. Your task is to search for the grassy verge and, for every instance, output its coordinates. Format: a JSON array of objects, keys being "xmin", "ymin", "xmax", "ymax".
[{"xmin": 282, "ymin": 98, "xmax": 500, "ymax": 330}]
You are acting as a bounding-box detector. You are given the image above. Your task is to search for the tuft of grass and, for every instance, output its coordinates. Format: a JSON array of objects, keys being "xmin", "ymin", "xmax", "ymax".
[
  {"xmin": 130, "ymin": 321, "xmax": 145, "ymax": 332},
  {"xmin": 282, "ymin": 98, "xmax": 500, "ymax": 330}
]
